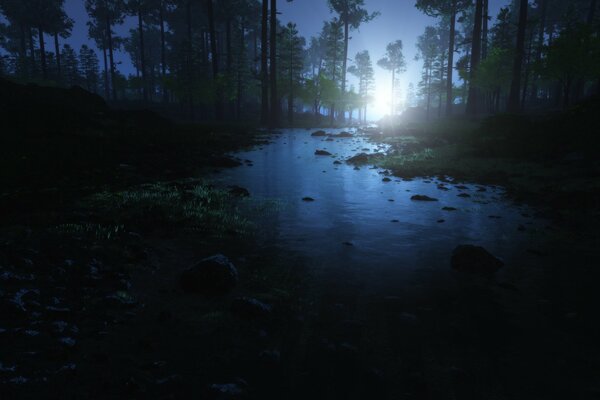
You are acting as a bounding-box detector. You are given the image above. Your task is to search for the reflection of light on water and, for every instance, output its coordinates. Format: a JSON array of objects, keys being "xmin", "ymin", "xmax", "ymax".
[{"xmin": 214, "ymin": 129, "xmax": 542, "ymax": 277}]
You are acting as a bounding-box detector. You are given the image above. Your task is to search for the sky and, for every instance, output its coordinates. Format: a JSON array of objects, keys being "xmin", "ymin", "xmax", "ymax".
[{"xmin": 56, "ymin": 0, "xmax": 510, "ymax": 119}]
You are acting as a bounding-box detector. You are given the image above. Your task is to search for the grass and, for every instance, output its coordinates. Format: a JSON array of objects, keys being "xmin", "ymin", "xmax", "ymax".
[{"xmin": 82, "ymin": 182, "xmax": 252, "ymax": 237}]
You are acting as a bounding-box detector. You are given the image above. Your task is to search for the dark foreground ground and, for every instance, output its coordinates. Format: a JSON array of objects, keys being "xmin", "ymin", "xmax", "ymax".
[{"xmin": 1, "ymin": 80, "xmax": 599, "ymax": 399}]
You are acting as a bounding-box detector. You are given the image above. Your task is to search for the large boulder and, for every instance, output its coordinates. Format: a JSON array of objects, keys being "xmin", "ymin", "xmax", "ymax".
[
  {"xmin": 311, "ymin": 130, "xmax": 327, "ymax": 137},
  {"xmin": 451, "ymin": 245, "xmax": 503, "ymax": 276},
  {"xmin": 180, "ymin": 254, "xmax": 238, "ymax": 295},
  {"xmin": 315, "ymin": 150, "xmax": 332, "ymax": 156}
]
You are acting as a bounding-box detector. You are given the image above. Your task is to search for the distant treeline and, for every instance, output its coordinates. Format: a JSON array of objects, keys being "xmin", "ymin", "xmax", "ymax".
[{"xmin": 0, "ymin": 0, "xmax": 598, "ymax": 125}]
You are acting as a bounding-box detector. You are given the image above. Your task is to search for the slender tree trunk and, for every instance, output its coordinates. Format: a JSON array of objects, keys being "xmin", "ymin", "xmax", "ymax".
[
  {"xmin": 207, "ymin": 0, "xmax": 222, "ymax": 120},
  {"xmin": 446, "ymin": 3, "xmax": 457, "ymax": 117},
  {"xmin": 106, "ymin": 16, "xmax": 117, "ymax": 101},
  {"xmin": 261, "ymin": 0, "xmax": 269, "ymax": 125},
  {"xmin": 102, "ymin": 38, "xmax": 109, "ymax": 99},
  {"xmin": 530, "ymin": 0, "xmax": 547, "ymax": 103},
  {"xmin": 391, "ymin": 68, "xmax": 395, "ymax": 116},
  {"xmin": 288, "ymin": 34, "xmax": 294, "ymax": 125},
  {"xmin": 159, "ymin": 2, "xmax": 168, "ymax": 103},
  {"xmin": 186, "ymin": 0, "xmax": 194, "ymax": 118},
  {"xmin": 226, "ymin": 18, "xmax": 234, "ymax": 118},
  {"xmin": 521, "ymin": 27, "xmax": 535, "ymax": 108},
  {"xmin": 138, "ymin": 8, "xmax": 147, "ymax": 102},
  {"xmin": 17, "ymin": 23, "xmax": 27, "ymax": 78},
  {"xmin": 269, "ymin": 0, "xmax": 279, "ymax": 127},
  {"xmin": 482, "ymin": 0, "xmax": 489, "ymax": 59},
  {"xmin": 28, "ymin": 28, "xmax": 36, "ymax": 76},
  {"xmin": 507, "ymin": 0, "xmax": 528, "ymax": 113},
  {"xmin": 466, "ymin": 0, "xmax": 483, "ymax": 116},
  {"xmin": 237, "ymin": 23, "xmax": 245, "ymax": 121},
  {"xmin": 54, "ymin": 33, "xmax": 61, "ymax": 81},
  {"xmin": 426, "ymin": 65, "xmax": 431, "ymax": 120},
  {"xmin": 340, "ymin": 18, "xmax": 349, "ymax": 123},
  {"xmin": 38, "ymin": 28, "xmax": 47, "ymax": 79}
]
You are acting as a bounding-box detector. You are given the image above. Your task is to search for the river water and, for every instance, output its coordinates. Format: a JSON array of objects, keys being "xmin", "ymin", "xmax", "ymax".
[{"xmin": 212, "ymin": 128, "xmax": 542, "ymax": 288}]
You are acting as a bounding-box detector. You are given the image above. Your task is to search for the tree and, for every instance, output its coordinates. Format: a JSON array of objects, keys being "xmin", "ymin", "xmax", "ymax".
[
  {"xmin": 466, "ymin": 0, "xmax": 483, "ymax": 115},
  {"xmin": 377, "ymin": 40, "xmax": 407, "ymax": 117},
  {"xmin": 507, "ymin": 0, "xmax": 529, "ymax": 113},
  {"xmin": 415, "ymin": 0, "xmax": 471, "ymax": 116},
  {"xmin": 79, "ymin": 44, "xmax": 100, "ymax": 93},
  {"xmin": 206, "ymin": 0, "xmax": 223, "ymax": 120},
  {"xmin": 416, "ymin": 26, "xmax": 440, "ymax": 119},
  {"xmin": 61, "ymin": 43, "xmax": 80, "ymax": 86},
  {"xmin": 125, "ymin": 0, "xmax": 151, "ymax": 102},
  {"xmin": 328, "ymin": 0, "xmax": 378, "ymax": 122},
  {"xmin": 85, "ymin": 0, "xmax": 125, "ymax": 100},
  {"xmin": 348, "ymin": 50, "xmax": 374, "ymax": 123},
  {"xmin": 321, "ymin": 18, "xmax": 344, "ymax": 124},
  {"xmin": 260, "ymin": 0, "xmax": 268, "ymax": 124},
  {"xmin": 279, "ymin": 22, "xmax": 305, "ymax": 125}
]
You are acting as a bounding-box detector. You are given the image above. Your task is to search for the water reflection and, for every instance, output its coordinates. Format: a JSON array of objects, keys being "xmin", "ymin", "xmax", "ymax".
[{"xmin": 213, "ymin": 129, "xmax": 538, "ymax": 278}]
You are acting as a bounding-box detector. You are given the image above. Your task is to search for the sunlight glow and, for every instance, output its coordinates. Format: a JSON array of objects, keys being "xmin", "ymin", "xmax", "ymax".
[{"xmin": 372, "ymin": 85, "xmax": 392, "ymax": 119}]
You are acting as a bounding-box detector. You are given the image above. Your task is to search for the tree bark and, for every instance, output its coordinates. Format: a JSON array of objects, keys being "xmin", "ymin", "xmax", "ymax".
[
  {"xmin": 482, "ymin": 0, "xmax": 489, "ymax": 59},
  {"xmin": 138, "ymin": 8, "xmax": 147, "ymax": 102},
  {"xmin": 340, "ymin": 17, "xmax": 349, "ymax": 122},
  {"xmin": 530, "ymin": 0, "xmax": 547, "ymax": 103},
  {"xmin": 28, "ymin": 28, "xmax": 36, "ymax": 76},
  {"xmin": 507, "ymin": 0, "xmax": 528, "ymax": 113},
  {"xmin": 106, "ymin": 15, "xmax": 117, "ymax": 101},
  {"xmin": 446, "ymin": 3, "xmax": 457, "ymax": 117},
  {"xmin": 159, "ymin": 2, "xmax": 168, "ymax": 103},
  {"xmin": 186, "ymin": 0, "xmax": 194, "ymax": 118},
  {"xmin": 54, "ymin": 33, "xmax": 61, "ymax": 81},
  {"xmin": 207, "ymin": 0, "xmax": 223, "ymax": 120},
  {"xmin": 38, "ymin": 28, "xmax": 47, "ymax": 79},
  {"xmin": 102, "ymin": 37, "xmax": 109, "ymax": 99},
  {"xmin": 466, "ymin": 0, "xmax": 483, "ymax": 116},
  {"xmin": 261, "ymin": 0, "xmax": 269, "ymax": 125},
  {"xmin": 269, "ymin": 0, "xmax": 279, "ymax": 127}
]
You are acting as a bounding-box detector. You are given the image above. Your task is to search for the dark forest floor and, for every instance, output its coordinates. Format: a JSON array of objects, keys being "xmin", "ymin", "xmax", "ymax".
[{"xmin": 1, "ymin": 80, "xmax": 600, "ymax": 399}]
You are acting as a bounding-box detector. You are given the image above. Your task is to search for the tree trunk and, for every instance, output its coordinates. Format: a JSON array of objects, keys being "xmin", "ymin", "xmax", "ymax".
[
  {"xmin": 530, "ymin": 0, "xmax": 547, "ymax": 103},
  {"xmin": 507, "ymin": 0, "xmax": 528, "ymax": 113},
  {"xmin": 28, "ymin": 28, "xmax": 36, "ymax": 76},
  {"xmin": 482, "ymin": 0, "xmax": 489, "ymax": 59},
  {"xmin": 138, "ymin": 8, "xmax": 147, "ymax": 102},
  {"xmin": 446, "ymin": 3, "xmax": 457, "ymax": 117},
  {"xmin": 521, "ymin": 27, "xmax": 535, "ymax": 108},
  {"xmin": 237, "ymin": 23, "xmax": 245, "ymax": 121},
  {"xmin": 186, "ymin": 0, "xmax": 194, "ymax": 118},
  {"xmin": 106, "ymin": 16, "xmax": 117, "ymax": 101},
  {"xmin": 391, "ymin": 68, "xmax": 395, "ymax": 116},
  {"xmin": 226, "ymin": 18, "xmax": 235, "ymax": 118},
  {"xmin": 269, "ymin": 0, "xmax": 279, "ymax": 128},
  {"xmin": 426, "ymin": 66, "xmax": 431, "ymax": 120},
  {"xmin": 38, "ymin": 28, "xmax": 47, "ymax": 79},
  {"xmin": 207, "ymin": 0, "xmax": 222, "ymax": 120},
  {"xmin": 159, "ymin": 2, "xmax": 168, "ymax": 103},
  {"xmin": 102, "ymin": 37, "xmax": 109, "ymax": 99},
  {"xmin": 288, "ymin": 33, "xmax": 294, "ymax": 125},
  {"xmin": 340, "ymin": 18, "xmax": 349, "ymax": 123},
  {"xmin": 54, "ymin": 33, "xmax": 61, "ymax": 81},
  {"xmin": 261, "ymin": 0, "xmax": 269, "ymax": 125},
  {"xmin": 466, "ymin": 0, "xmax": 483, "ymax": 116}
]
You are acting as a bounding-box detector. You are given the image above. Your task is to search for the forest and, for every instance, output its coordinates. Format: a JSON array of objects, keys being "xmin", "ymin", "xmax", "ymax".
[
  {"xmin": 0, "ymin": 0, "xmax": 597, "ymax": 122},
  {"xmin": 0, "ymin": 0, "xmax": 599, "ymax": 399}
]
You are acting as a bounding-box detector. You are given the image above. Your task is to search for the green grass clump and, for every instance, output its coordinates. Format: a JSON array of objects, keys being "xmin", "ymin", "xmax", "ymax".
[{"xmin": 84, "ymin": 182, "xmax": 251, "ymax": 237}]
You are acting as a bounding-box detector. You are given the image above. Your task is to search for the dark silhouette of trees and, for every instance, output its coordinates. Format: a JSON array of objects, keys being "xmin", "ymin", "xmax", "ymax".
[
  {"xmin": 328, "ymin": 0, "xmax": 378, "ymax": 122},
  {"xmin": 507, "ymin": 0, "xmax": 529, "ymax": 113}
]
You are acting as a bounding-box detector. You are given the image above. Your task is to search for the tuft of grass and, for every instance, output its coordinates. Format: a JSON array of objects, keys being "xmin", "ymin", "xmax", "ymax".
[{"xmin": 83, "ymin": 182, "xmax": 251, "ymax": 237}]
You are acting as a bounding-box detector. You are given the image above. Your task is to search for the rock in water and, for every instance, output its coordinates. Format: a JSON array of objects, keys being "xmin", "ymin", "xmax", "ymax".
[
  {"xmin": 228, "ymin": 185, "xmax": 250, "ymax": 197},
  {"xmin": 451, "ymin": 245, "xmax": 504, "ymax": 275},
  {"xmin": 315, "ymin": 150, "xmax": 332, "ymax": 156},
  {"xmin": 180, "ymin": 254, "xmax": 238, "ymax": 295},
  {"xmin": 231, "ymin": 297, "xmax": 272, "ymax": 318},
  {"xmin": 311, "ymin": 130, "xmax": 327, "ymax": 136},
  {"xmin": 410, "ymin": 195, "xmax": 438, "ymax": 202}
]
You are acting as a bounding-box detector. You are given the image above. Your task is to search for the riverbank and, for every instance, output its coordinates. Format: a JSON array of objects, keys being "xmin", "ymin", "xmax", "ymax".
[{"xmin": 368, "ymin": 100, "xmax": 600, "ymax": 229}]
